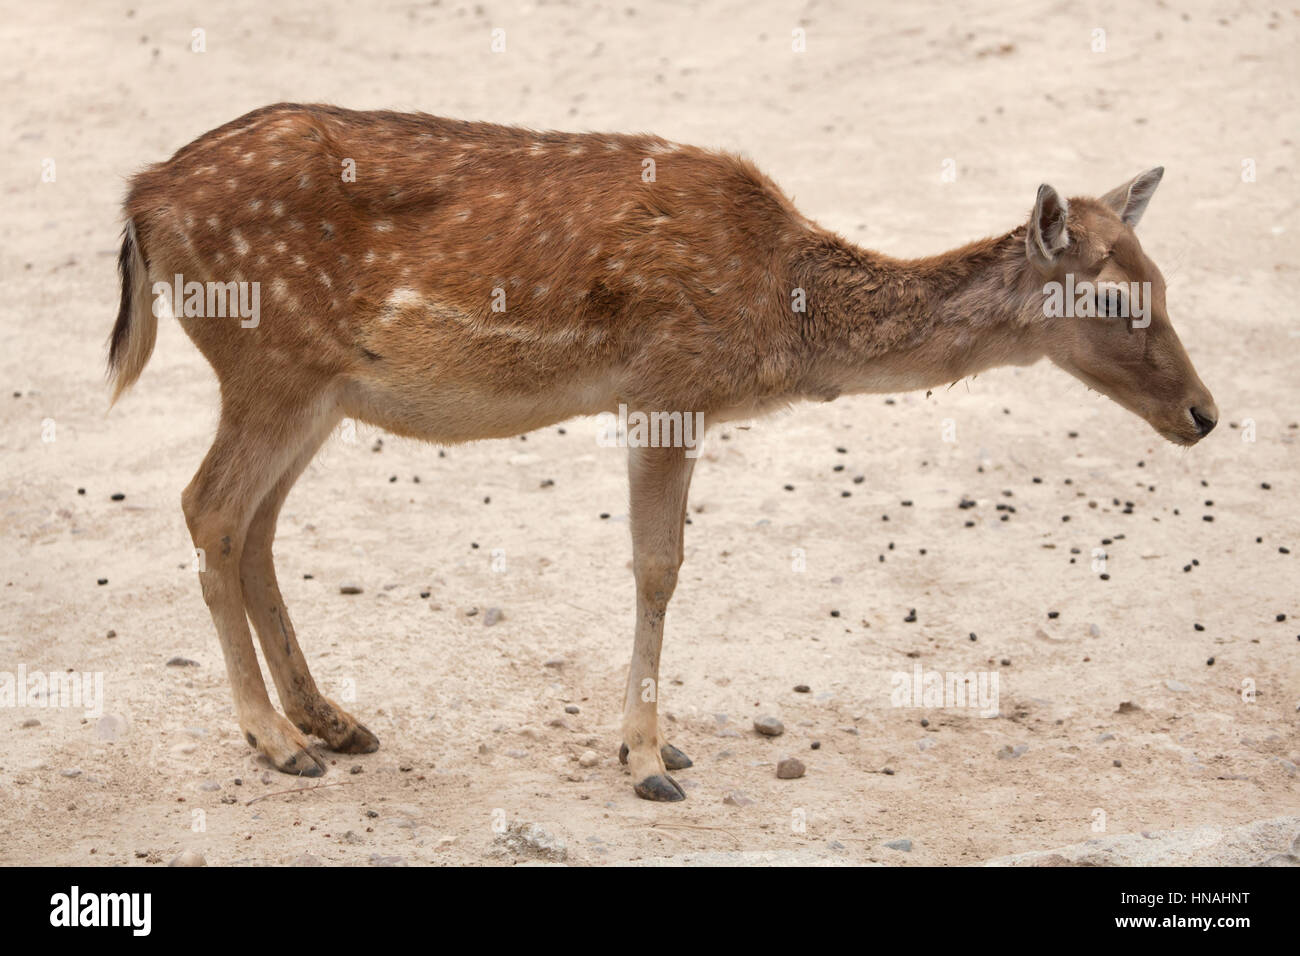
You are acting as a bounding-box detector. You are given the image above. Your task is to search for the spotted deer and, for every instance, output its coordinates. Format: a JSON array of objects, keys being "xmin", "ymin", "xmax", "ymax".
[{"xmin": 109, "ymin": 104, "xmax": 1216, "ymax": 801}]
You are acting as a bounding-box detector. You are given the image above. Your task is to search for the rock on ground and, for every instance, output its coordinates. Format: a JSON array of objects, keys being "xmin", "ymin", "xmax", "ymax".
[{"xmin": 492, "ymin": 822, "xmax": 568, "ymax": 862}]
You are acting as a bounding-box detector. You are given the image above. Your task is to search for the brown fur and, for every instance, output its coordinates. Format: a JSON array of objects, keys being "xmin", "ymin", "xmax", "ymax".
[{"xmin": 108, "ymin": 104, "xmax": 1216, "ymax": 797}]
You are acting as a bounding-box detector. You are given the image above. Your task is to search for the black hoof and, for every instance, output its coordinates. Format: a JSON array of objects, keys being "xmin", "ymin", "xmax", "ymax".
[
  {"xmin": 660, "ymin": 743, "xmax": 693, "ymax": 771},
  {"xmin": 634, "ymin": 774, "xmax": 686, "ymax": 802},
  {"xmin": 330, "ymin": 722, "xmax": 380, "ymax": 754},
  {"xmin": 280, "ymin": 749, "xmax": 326, "ymax": 777},
  {"xmin": 619, "ymin": 742, "xmax": 693, "ymax": 770}
]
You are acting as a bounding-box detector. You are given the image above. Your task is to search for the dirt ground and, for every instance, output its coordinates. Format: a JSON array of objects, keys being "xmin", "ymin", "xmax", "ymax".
[{"xmin": 1, "ymin": 0, "xmax": 1297, "ymax": 866}]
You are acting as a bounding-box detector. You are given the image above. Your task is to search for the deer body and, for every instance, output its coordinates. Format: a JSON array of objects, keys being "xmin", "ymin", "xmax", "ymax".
[{"xmin": 110, "ymin": 104, "xmax": 1216, "ymax": 798}]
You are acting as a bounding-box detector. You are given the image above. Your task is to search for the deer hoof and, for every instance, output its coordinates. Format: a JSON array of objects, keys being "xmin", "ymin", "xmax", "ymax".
[
  {"xmin": 327, "ymin": 721, "xmax": 380, "ymax": 754},
  {"xmin": 634, "ymin": 773, "xmax": 686, "ymax": 802},
  {"xmin": 247, "ymin": 715, "xmax": 328, "ymax": 776},
  {"xmin": 279, "ymin": 749, "xmax": 327, "ymax": 777},
  {"xmin": 619, "ymin": 742, "xmax": 693, "ymax": 770},
  {"xmin": 660, "ymin": 743, "xmax": 693, "ymax": 770}
]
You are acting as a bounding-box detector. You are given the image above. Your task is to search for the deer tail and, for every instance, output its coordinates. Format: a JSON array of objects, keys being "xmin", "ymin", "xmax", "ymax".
[{"xmin": 106, "ymin": 220, "xmax": 157, "ymax": 406}]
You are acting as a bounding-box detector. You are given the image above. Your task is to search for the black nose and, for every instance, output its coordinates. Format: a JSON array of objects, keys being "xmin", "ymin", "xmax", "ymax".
[{"xmin": 1190, "ymin": 406, "xmax": 1217, "ymax": 437}]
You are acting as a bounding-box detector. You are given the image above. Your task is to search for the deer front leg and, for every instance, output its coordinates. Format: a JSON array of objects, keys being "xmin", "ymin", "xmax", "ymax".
[{"xmin": 621, "ymin": 443, "xmax": 696, "ymax": 801}]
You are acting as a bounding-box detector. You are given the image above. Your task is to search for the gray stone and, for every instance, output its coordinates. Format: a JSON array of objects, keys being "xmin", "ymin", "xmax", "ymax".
[{"xmin": 753, "ymin": 715, "xmax": 785, "ymax": 737}]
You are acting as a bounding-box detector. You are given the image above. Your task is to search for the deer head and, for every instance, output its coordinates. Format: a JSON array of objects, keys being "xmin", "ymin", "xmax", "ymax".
[{"xmin": 1027, "ymin": 168, "xmax": 1218, "ymax": 445}]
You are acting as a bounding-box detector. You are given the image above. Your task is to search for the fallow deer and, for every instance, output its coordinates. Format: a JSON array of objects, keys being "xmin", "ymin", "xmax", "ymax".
[{"xmin": 108, "ymin": 104, "xmax": 1217, "ymax": 801}]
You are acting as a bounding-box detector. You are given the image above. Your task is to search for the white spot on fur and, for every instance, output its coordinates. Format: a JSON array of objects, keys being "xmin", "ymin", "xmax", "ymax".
[{"xmin": 380, "ymin": 287, "xmax": 421, "ymax": 323}]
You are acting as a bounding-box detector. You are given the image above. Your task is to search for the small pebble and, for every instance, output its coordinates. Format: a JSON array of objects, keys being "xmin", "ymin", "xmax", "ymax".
[
  {"xmin": 753, "ymin": 716, "xmax": 785, "ymax": 737},
  {"xmin": 776, "ymin": 757, "xmax": 806, "ymax": 779}
]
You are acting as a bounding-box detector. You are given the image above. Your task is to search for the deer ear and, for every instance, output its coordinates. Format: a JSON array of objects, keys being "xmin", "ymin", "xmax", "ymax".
[
  {"xmin": 1100, "ymin": 167, "xmax": 1164, "ymax": 227},
  {"xmin": 1026, "ymin": 183, "xmax": 1069, "ymax": 272}
]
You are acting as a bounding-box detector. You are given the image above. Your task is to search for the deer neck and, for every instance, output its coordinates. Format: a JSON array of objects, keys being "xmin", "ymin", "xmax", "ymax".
[{"xmin": 790, "ymin": 228, "xmax": 1046, "ymax": 400}]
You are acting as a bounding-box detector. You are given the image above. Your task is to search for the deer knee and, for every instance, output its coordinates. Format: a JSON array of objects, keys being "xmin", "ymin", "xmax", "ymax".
[
  {"xmin": 181, "ymin": 485, "xmax": 242, "ymax": 571},
  {"xmin": 635, "ymin": 555, "xmax": 681, "ymax": 606}
]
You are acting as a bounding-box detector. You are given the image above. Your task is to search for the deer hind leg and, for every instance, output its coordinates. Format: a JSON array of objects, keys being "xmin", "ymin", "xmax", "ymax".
[
  {"xmin": 620, "ymin": 444, "xmax": 697, "ymax": 801},
  {"xmin": 182, "ymin": 390, "xmax": 334, "ymax": 777},
  {"xmin": 240, "ymin": 416, "xmax": 380, "ymax": 756}
]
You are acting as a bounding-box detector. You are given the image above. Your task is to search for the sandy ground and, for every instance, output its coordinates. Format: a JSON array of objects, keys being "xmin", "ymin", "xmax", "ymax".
[{"xmin": 1, "ymin": 0, "xmax": 1297, "ymax": 866}]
